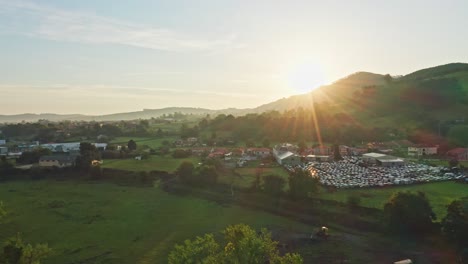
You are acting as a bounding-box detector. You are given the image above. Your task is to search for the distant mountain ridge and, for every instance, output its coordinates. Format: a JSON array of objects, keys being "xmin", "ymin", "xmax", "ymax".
[
  {"xmin": 1, "ymin": 62, "xmax": 468, "ymax": 123},
  {"xmin": 0, "ymin": 107, "xmax": 253, "ymax": 123}
]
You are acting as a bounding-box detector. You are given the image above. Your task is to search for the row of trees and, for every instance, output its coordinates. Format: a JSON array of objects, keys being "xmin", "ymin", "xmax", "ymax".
[
  {"xmin": 383, "ymin": 191, "xmax": 468, "ymax": 262},
  {"xmin": 168, "ymin": 224, "xmax": 302, "ymax": 264},
  {"xmin": 177, "ymin": 161, "xmax": 219, "ymax": 187}
]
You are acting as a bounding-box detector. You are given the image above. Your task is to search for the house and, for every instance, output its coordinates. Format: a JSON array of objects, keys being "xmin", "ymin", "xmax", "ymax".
[
  {"xmin": 408, "ymin": 146, "xmax": 438, "ymax": 156},
  {"xmin": 274, "ymin": 143, "xmax": 298, "ymax": 154},
  {"xmin": 187, "ymin": 137, "xmax": 198, "ymax": 143},
  {"xmin": 0, "ymin": 147, "xmax": 7, "ymax": 155},
  {"xmin": 312, "ymin": 145, "xmax": 332, "ymax": 155},
  {"xmin": 0, "ymin": 139, "xmax": 6, "ymax": 145},
  {"xmin": 39, "ymin": 155, "xmax": 76, "ymax": 168},
  {"xmin": 446, "ymin": 148, "xmax": 468, "ymax": 161},
  {"xmin": 394, "ymin": 259, "xmax": 412, "ymax": 264},
  {"xmin": 41, "ymin": 142, "xmax": 107, "ymax": 152},
  {"xmin": 191, "ymin": 148, "xmax": 209, "ymax": 156},
  {"xmin": 246, "ymin": 148, "xmax": 271, "ymax": 158},
  {"xmin": 305, "ymin": 155, "xmax": 331, "ymax": 162}
]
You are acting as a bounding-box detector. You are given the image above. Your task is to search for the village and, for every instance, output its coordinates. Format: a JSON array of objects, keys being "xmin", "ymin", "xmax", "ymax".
[{"xmin": 1, "ymin": 135, "xmax": 467, "ymax": 189}]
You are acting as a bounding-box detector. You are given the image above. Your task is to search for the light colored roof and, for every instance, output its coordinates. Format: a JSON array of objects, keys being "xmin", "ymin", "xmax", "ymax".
[
  {"xmin": 362, "ymin": 152, "xmax": 387, "ymax": 158},
  {"xmin": 277, "ymin": 151, "xmax": 296, "ymax": 160},
  {"xmin": 378, "ymin": 158, "xmax": 404, "ymax": 163}
]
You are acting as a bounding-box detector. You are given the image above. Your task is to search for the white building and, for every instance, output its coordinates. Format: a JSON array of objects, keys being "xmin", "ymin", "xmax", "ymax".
[
  {"xmin": 275, "ymin": 151, "xmax": 302, "ymax": 166},
  {"xmin": 0, "ymin": 147, "xmax": 7, "ymax": 155},
  {"xmin": 41, "ymin": 142, "xmax": 107, "ymax": 152},
  {"xmin": 408, "ymin": 146, "xmax": 438, "ymax": 156},
  {"xmin": 362, "ymin": 152, "xmax": 405, "ymax": 167}
]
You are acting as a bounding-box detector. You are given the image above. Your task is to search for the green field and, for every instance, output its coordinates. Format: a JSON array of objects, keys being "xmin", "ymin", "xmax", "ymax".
[
  {"xmin": 320, "ymin": 181, "xmax": 467, "ymax": 219},
  {"xmin": 110, "ymin": 136, "xmax": 178, "ymax": 149},
  {"xmin": 219, "ymin": 166, "xmax": 291, "ymax": 189},
  {"xmin": 101, "ymin": 155, "xmax": 200, "ymax": 172},
  {"xmin": 0, "ymin": 181, "xmax": 311, "ymax": 264}
]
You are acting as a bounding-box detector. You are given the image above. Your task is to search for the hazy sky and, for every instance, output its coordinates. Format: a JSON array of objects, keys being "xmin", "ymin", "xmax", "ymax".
[{"xmin": 1, "ymin": 0, "xmax": 467, "ymax": 115}]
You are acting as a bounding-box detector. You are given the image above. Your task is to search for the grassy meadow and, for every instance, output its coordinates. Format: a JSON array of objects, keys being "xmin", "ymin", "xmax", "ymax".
[
  {"xmin": 110, "ymin": 136, "xmax": 178, "ymax": 149},
  {"xmin": 0, "ymin": 180, "xmax": 312, "ymax": 264},
  {"xmin": 101, "ymin": 155, "xmax": 200, "ymax": 172},
  {"xmin": 320, "ymin": 181, "xmax": 467, "ymax": 219}
]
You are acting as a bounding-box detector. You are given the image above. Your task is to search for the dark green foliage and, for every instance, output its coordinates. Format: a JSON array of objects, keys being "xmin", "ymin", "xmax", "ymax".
[
  {"xmin": 333, "ymin": 144, "xmax": 342, "ymax": 161},
  {"xmin": 172, "ymin": 149, "xmax": 191, "ymax": 159},
  {"xmin": 288, "ymin": 169, "xmax": 319, "ymax": 200},
  {"xmin": 180, "ymin": 124, "xmax": 199, "ymax": 139},
  {"xmin": 383, "ymin": 191, "xmax": 436, "ymax": 234},
  {"xmin": 0, "ymin": 158, "xmax": 14, "ymax": 177},
  {"xmin": 176, "ymin": 161, "xmax": 195, "ymax": 184},
  {"xmin": 442, "ymin": 198, "xmax": 468, "ymax": 248},
  {"xmin": 0, "ymin": 234, "xmax": 52, "ymax": 264},
  {"xmin": 176, "ymin": 162, "xmax": 217, "ymax": 187},
  {"xmin": 168, "ymin": 224, "xmax": 303, "ymax": 264},
  {"xmin": 17, "ymin": 148, "xmax": 52, "ymax": 165},
  {"xmin": 447, "ymin": 125, "xmax": 468, "ymax": 147},
  {"xmin": 76, "ymin": 142, "xmax": 100, "ymax": 170},
  {"xmin": 263, "ymin": 175, "xmax": 285, "ymax": 196},
  {"xmin": 127, "ymin": 140, "xmax": 137, "ymax": 151},
  {"xmin": 195, "ymin": 165, "xmax": 218, "ymax": 186}
]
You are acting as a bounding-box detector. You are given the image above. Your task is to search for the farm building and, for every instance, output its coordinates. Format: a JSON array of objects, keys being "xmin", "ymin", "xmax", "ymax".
[
  {"xmin": 275, "ymin": 151, "xmax": 302, "ymax": 166},
  {"xmin": 305, "ymin": 155, "xmax": 331, "ymax": 162},
  {"xmin": 362, "ymin": 152, "xmax": 404, "ymax": 167},
  {"xmin": 246, "ymin": 148, "xmax": 271, "ymax": 158},
  {"xmin": 39, "ymin": 155, "xmax": 77, "ymax": 168},
  {"xmin": 408, "ymin": 146, "xmax": 438, "ymax": 156},
  {"xmin": 446, "ymin": 148, "xmax": 468, "ymax": 161}
]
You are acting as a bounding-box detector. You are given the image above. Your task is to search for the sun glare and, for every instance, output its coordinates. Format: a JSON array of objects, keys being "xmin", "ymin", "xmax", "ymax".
[{"xmin": 287, "ymin": 62, "xmax": 326, "ymax": 93}]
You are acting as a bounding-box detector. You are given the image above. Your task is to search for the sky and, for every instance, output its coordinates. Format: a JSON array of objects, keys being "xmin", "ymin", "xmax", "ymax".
[{"xmin": 0, "ymin": 0, "xmax": 467, "ymax": 115}]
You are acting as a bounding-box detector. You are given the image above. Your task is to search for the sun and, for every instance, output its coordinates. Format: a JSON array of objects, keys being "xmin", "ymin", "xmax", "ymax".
[{"xmin": 287, "ymin": 62, "xmax": 326, "ymax": 93}]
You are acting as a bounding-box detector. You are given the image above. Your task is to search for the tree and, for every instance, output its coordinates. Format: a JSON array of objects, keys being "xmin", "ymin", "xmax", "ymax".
[
  {"xmin": 383, "ymin": 191, "xmax": 436, "ymax": 234},
  {"xmin": 127, "ymin": 139, "xmax": 137, "ymax": 151},
  {"xmin": 1, "ymin": 234, "xmax": 52, "ymax": 264},
  {"xmin": 263, "ymin": 175, "xmax": 286, "ymax": 197},
  {"xmin": 176, "ymin": 161, "xmax": 195, "ymax": 184},
  {"xmin": 168, "ymin": 224, "xmax": 303, "ymax": 264},
  {"xmin": 383, "ymin": 74, "xmax": 393, "ymax": 83},
  {"xmin": 333, "ymin": 144, "xmax": 342, "ymax": 161},
  {"xmin": 288, "ymin": 169, "xmax": 319, "ymax": 200},
  {"xmin": 442, "ymin": 198, "xmax": 468, "ymax": 248},
  {"xmin": 0, "ymin": 204, "xmax": 52, "ymax": 264},
  {"xmin": 172, "ymin": 149, "xmax": 191, "ymax": 159},
  {"xmin": 76, "ymin": 142, "xmax": 100, "ymax": 170},
  {"xmin": 297, "ymin": 141, "xmax": 307, "ymax": 154},
  {"xmin": 17, "ymin": 148, "xmax": 52, "ymax": 165},
  {"xmin": 196, "ymin": 165, "xmax": 218, "ymax": 186},
  {"xmin": 262, "ymin": 138, "xmax": 271, "ymax": 148}
]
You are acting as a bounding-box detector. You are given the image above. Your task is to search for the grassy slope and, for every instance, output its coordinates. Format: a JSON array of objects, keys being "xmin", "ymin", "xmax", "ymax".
[
  {"xmin": 320, "ymin": 181, "xmax": 467, "ymax": 219},
  {"xmin": 110, "ymin": 136, "xmax": 178, "ymax": 149},
  {"xmin": 0, "ymin": 181, "xmax": 311, "ymax": 264},
  {"xmin": 101, "ymin": 155, "xmax": 200, "ymax": 172}
]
